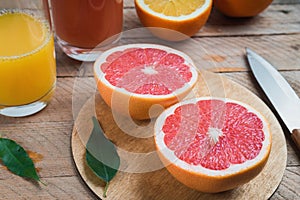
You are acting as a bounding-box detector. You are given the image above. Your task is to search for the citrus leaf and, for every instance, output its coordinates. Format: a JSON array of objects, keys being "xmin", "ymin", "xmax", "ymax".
[
  {"xmin": 86, "ymin": 150, "xmax": 119, "ymax": 183},
  {"xmin": 85, "ymin": 116, "xmax": 120, "ymax": 197},
  {"xmin": 0, "ymin": 138, "xmax": 39, "ymax": 181}
]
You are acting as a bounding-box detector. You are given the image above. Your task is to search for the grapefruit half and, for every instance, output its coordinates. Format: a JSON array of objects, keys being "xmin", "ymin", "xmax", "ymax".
[
  {"xmin": 134, "ymin": 0, "xmax": 212, "ymax": 41},
  {"xmin": 93, "ymin": 44, "xmax": 198, "ymax": 120},
  {"xmin": 154, "ymin": 97, "xmax": 271, "ymax": 193}
]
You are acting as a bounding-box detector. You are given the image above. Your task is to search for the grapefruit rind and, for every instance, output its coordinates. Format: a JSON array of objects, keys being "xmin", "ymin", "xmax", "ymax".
[
  {"xmin": 154, "ymin": 97, "xmax": 271, "ymax": 192},
  {"xmin": 93, "ymin": 43, "xmax": 199, "ymax": 120}
]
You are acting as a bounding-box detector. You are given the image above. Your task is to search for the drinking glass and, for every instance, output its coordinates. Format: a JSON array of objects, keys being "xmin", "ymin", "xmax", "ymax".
[
  {"xmin": 0, "ymin": 0, "xmax": 56, "ymax": 117},
  {"xmin": 49, "ymin": 0, "xmax": 123, "ymax": 62}
]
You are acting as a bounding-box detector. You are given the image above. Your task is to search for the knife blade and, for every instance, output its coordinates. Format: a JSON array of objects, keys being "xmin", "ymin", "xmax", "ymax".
[{"xmin": 246, "ymin": 48, "xmax": 300, "ymax": 150}]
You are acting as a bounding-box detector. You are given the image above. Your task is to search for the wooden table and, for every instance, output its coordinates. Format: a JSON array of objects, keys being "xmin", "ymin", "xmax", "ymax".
[{"xmin": 0, "ymin": 0, "xmax": 299, "ymax": 199}]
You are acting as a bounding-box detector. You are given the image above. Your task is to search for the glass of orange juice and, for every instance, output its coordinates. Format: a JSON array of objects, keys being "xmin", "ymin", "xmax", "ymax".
[
  {"xmin": 0, "ymin": 0, "xmax": 56, "ymax": 117},
  {"xmin": 49, "ymin": 0, "xmax": 123, "ymax": 61}
]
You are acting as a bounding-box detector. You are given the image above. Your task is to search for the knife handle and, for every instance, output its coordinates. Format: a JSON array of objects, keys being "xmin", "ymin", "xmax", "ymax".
[{"xmin": 292, "ymin": 129, "xmax": 300, "ymax": 151}]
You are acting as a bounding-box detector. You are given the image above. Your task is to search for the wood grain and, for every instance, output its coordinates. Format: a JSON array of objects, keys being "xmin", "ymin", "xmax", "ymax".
[
  {"xmin": 123, "ymin": 5, "xmax": 300, "ymax": 37},
  {"xmin": 0, "ymin": 121, "xmax": 76, "ymax": 179},
  {"xmin": 0, "ymin": 176, "xmax": 95, "ymax": 200},
  {"xmin": 124, "ymin": 35, "xmax": 300, "ymax": 71},
  {"xmin": 55, "ymin": 34, "xmax": 300, "ymax": 79},
  {"xmin": 271, "ymin": 166, "xmax": 300, "ymax": 199},
  {"xmin": 71, "ymin": 71, "xmax": 287, "ymax": 199},
  {"xmin": 292, "ymin": 129, "xmax": 300, "ymax": 151},
  {"xmin": 0, "ymin": 78, "xmax": 75, "ymax": 124},
  {"xmin": 272, "ymin": 0, "xmax": 300, "ymax": 4},
  {"xmin": 0, "ymin": 1, "xmax": 299, "ymax": 199},
  {"xmin": 123, "ymin": 0, "xmax": 300, "ymax": 7}
]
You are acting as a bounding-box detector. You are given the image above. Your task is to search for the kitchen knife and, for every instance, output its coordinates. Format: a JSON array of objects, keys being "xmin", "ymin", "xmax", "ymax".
[{"xmin": 246, "ymin": 48, "xmax": 300, "ymax": 150}]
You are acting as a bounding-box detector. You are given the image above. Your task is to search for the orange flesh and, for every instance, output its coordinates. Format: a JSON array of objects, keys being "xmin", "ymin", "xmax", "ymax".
[{"xmin": 144, "ymin": 0, "xmax": 206, "ymax": 16}]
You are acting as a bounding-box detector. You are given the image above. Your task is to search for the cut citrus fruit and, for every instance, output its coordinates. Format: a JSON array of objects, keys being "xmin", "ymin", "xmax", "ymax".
[
  {"xmin": 134, "ymin": 0, "xmax": 212, "ymax": 41},
  {"xmin": 93, "ymin": 44, "xmax": 199, "ymax": 120},
  {"xmin": 214, "ymin": 0, "xmax": 273, "ymax": 17},
  {"xmin": 154, "ymin": 97, "xmax": 271, "ymax": 193}
]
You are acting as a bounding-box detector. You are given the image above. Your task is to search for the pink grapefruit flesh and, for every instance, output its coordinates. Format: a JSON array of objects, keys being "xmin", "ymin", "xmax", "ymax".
[
  {"xmin": 155, "ymin": 97, "xmax": 271, "ymax": 192},
  {"xmin": 101, "ymin": 47, "xmax": 193, "ymax": 95},
  {"xmin": 94, "ymin": 44, "xmax": 198, "ymax": 119}
]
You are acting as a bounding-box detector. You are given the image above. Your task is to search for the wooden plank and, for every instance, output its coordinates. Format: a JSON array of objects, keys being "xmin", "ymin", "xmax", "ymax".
[
  {"xmin": 0, "ymin": 176, "xmax": 95, "ymax": 200},
  {"xmin": 0, "ymin": 78, "xmax": 75, "ymax": 124},
  {"xmin": 201, "ymin": 5, "xmax": 300, "ymax": 36},
  {"xmin": 1, "ymin": 72, "xmax": 298, "ymax": 164},
  {"xmin": 42, "ymin": 71, "xmax": 299, "ymax": 125},
  {"xmin": 124, "ymin": 0, "xmax": 133, "ymax": 8},
  {"xmin": 0, "ymin": 166, "xmax": 297, "ymax": 200},
  {"xmin": 124, "ymin": 0, "xmax": 300, "ymax": 7},
  {"xmin": 270, "ymin": 166, "xmax": 300, "ymax": 200},
  {"xmin": 0, "ymin": 167, "xmax": 298, "ymax": 200},
  {"xmin": 55, "ymin": 34, "xmax": 300, "ymax": 76},
  {"xmin": 189, "ymin": 35, "xmax": 300, "ymax": 71},
  {"xmin": 54, "ymin": 42, "xmax": 83, "ymax": 77},
  {"xmin": 273, "ymin": 0, "xmax": 300, "ymax": 4},
  {"xmin": 0, "ymin": 76, "xmax": 97, "ymax": 124},
  {"xmin": 0, "ymin": 74, "xmax": 298, "ymax": 171},
  {"xmin": 223, "ymin": 71, "xmax": 300, "ymax": 100},
  {"xmin": 0, "ymin": 77, "xmax": 298, "ymax": 199},
  {"xmin": 0, "ymin": 121, "xmax": 76, "ymax": 178},
  {"xmin": 0, "ymin": 73, "xmax": 298, "ymax": 166},
  {"xmin": 123, "ymin": 4, "xmax": 300, "ymax": 37}
]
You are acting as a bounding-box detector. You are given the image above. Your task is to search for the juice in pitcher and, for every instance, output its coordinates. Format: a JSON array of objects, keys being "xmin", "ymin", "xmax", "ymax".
[{"xmin": 0, "ymin": 10, "xmax": 56, "ymax": 117}]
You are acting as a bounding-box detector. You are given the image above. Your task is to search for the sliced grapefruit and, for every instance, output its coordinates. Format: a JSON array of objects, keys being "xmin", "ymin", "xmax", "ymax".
[
  {"xmin": 134, "ymin": 0, "xmax": 212, "ymax": 41},
  {"xmin": 93, "ymin": 44, "xmax": 198, "ymax": 120},
  {"xmin": 214, "ymin": 0, "xmax": 273, "ymax": 17},
  {"xmin": 154, "ymin": 97, "xmax": 271, "ymax": 193}
]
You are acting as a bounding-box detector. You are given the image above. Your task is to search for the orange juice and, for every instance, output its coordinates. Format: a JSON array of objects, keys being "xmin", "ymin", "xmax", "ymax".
[{"xmin": 0, "ymin": 10, "xmax": 56, "ymax": 106}]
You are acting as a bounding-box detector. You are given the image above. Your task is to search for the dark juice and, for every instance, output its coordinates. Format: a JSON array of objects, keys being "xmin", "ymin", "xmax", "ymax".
[{"xmin": 50, "ymin": 0, "xmax": 123, "ymax": 48}]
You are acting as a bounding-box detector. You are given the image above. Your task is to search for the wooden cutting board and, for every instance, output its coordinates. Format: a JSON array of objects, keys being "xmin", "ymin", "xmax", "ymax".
[{"xmin": 71, "ymin": 71, "xmax": 287, "ymax": 200}]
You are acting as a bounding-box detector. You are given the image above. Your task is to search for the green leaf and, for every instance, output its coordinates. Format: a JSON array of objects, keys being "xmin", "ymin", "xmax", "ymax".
[
  {"xmin": 86, "ymin": 116, "xmax": 120, "ymax": 197},
  {"xmin": 0, "ymin": 138, "xmax": 39, "ymax": 181}
]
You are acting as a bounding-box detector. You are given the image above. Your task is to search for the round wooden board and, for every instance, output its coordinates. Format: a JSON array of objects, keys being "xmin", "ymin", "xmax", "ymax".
[{"xmin": 71, "ymin": 71, "xmax": 287, "ymax": 200}]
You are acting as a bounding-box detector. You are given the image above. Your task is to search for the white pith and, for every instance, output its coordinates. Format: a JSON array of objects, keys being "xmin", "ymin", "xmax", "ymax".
[
  {"xmin": 136, "ymin": 0, "xmax": 211, "ymax": 21},
  {"xmin": 142, "ymin": 66, "xmax": 158, "ymax": 75},
  {"xmin": 154, "ymin": 97, "xmax": 271, "ymax": 176},
  {"xmin": 208, "ymin": 127, "xmax": 223, "ymax": 144},
  {"xmin": 93, "ymin": 43, "xmax": 198, "ymax": 99}
]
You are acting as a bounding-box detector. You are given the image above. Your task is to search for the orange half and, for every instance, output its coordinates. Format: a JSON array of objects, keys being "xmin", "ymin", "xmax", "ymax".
[
  {"xmin": 214, "ymin": 0, "xmax": 273, "ymax": 17},
  {"xmin": 135, "ymin": 0, "xmax": 213, "ymax": 41}
]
